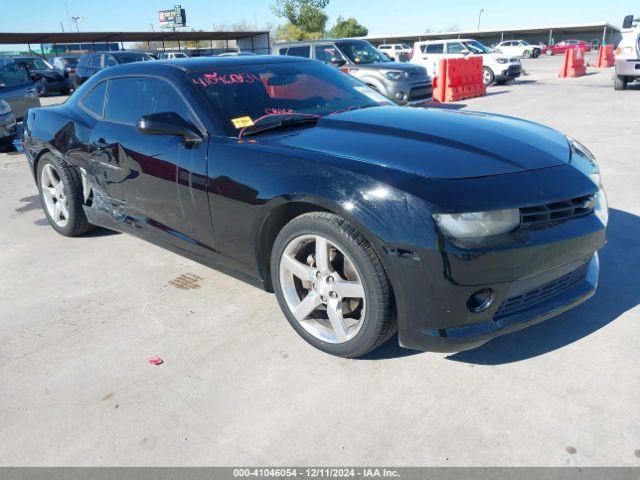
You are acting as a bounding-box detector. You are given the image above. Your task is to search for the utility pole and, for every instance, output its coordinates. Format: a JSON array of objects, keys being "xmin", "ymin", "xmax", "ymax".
[{"xmin": 477, "ymin": 9, "xmax": 484, "ymax": 31}]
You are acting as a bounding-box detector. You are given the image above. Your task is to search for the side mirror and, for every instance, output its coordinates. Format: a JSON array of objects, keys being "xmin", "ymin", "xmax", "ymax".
[
  {"xmin": 622, "ymin": 15, "xmax": 634, "ymax": 29},
  {"xmin": 136, "ymin": 112, "xmax": 202, "ymax": 143},
  {"xmin": 330, "ymin": 57, "xmax": 346, "ymax": 67}
]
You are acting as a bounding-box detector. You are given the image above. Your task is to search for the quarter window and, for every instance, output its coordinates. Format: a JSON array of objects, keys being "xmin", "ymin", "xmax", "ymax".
[
  {"xmin": 104, "ymin": 77, "xmax": 194, "ymax": 126},
  {"xmin": 285, "ymin": 46, "xmax": 311, "ymax": 58},
  {"xmin": 424, "ymin": 43, "xmax": 444, "ymax": 54},
  {"xmin": 80, "ymin": 81, "xmax": 108, "ymax": 117}
]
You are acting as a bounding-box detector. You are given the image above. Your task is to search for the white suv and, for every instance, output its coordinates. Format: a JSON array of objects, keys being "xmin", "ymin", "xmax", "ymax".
[
  {"xmin": 410, "ymin": 38, "xmax": 522, "ymax": 86},
  {"xmin": 378, "ymin": 44, "xmax": 412, "ymax": 61},
  {"xmin": 495, "ymin": 40, "xmax": 541, "ymax": 58},
  {"xmin": 614, "ymin": 14, "xmax": 640, "ymax": 90}
]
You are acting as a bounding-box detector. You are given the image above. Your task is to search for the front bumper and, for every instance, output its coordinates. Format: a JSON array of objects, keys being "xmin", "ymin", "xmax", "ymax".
[
  {"xmin": 386, "ymin": 81, "xmax": 433, "ymax": 105},
  {"xmin": 496, "ymin": 64, "xmax": 523, "ymax": 81},
  {"xmin": 0, "ymin": 112, "xmax": 18, "ymax": 141},
  {"xmin": 615, "ymin": 59, "xmax": 640, "ymax": 77},
  {"xmin": 402, "ymin": 253, "xmax": 599, "ymax": 352}
]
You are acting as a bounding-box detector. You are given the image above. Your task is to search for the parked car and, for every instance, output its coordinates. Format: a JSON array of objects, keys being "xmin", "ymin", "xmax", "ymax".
[
  {"xmin": 0, "ymin": 99, "xmax": 18, "ymax": 146},
  {"xmin": 76, "ymin": 51, "xmax": 154, "ymax": 86},
  {"xmin": 157, "ymin": 52, "xmax": 189, "ymax": 59},
  {"xmin": 545, "ymin": 39, "xmax": 591, "ymax": 56},
  {"xmin": 274, "ymin": 39, "xmax": 432, "ymax": 105},
  {"xmin": 377, "ymin": 44, "xmax": 412, "ymax": 62},
  {"xmin": 0, "ymin": 58, "xmax": 40, "ymax": 120},
  {"xmin": 50, "ymin": 55, "xmax": 81, "ymax": 87},
  {"xmin": 614, "ymin": 14, "xmax": 640, "ymax": 90},
  {"xmin": 411, "ymin": 38, "xmax": 522, "ymax": 86},
  {"xmin": 495, "ymin": 40, "xmax": 541, "ymax": 58},
  {"xmin": 24, "ymin": 56, "xmax": 607, "ymax": 357},
  {"xmin": 12, "ymin": 56, "xmax": 71, "ymax": 95}
]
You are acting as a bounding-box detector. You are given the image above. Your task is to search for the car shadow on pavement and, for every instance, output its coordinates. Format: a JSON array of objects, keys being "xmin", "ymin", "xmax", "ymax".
[{"xmin": 447, "ymin": 208, "xmax": 639, "ymax": 365}]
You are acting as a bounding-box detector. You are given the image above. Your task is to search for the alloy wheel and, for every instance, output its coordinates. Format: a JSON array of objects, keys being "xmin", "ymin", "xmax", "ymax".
[
  {"xmin": 40, "ymin": 163, "xmax": 69, "ymax": 228},
  {"xmin": 279, "ymin": 234, "xmax": 366, "ymax": 344}
]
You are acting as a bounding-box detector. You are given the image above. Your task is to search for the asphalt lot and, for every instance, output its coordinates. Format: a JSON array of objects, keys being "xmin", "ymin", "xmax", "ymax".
[{"xmin": 0, "ymin": 54, "xmax": 638, "ymax": 466}]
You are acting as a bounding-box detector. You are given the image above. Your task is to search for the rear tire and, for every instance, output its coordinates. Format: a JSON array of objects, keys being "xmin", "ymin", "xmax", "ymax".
[
  {"xmin": 271, "ymin": 212, "xmax": 396, "ymax": 358},
  {"xmin": 37, "ymin": 153, "xmax": 94, "ymax": 237},
  {"xmin": 614, "ymin": 74, "xmax": 628, "ymax": 91},
  {"xmin": 546, "ymin": 49, "xmax": 553, "ymax": 56},
  {"xmin": 523, "ymin": 50, "xmax": 532, "ymax": 58}
]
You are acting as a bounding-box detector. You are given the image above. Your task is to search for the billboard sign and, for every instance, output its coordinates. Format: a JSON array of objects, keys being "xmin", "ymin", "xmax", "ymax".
[{"xmin": 159, "ymin": 5, "xmax": 186, "ymax": 27}]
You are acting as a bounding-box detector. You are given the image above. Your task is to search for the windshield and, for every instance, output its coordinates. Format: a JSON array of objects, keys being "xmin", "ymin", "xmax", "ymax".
[
  {"xmin": 114, "ymin": 53, "xmax": 153, "ymax": 64},
  {"xmin": 63, "ymin": 57, "xmax": 79, "ymax": 67},
  {"xmin": 19, "ymin": 57, "xmax": 52, "ymax": 70},
  {"xmin": 188, "ymin": 61, "xmax": 392, "ymax": 135},
  {"xmin": 336, "ymin": 40, "xmax": 391, "ymax": 64},
  {"xmin": 461, "ymin": 40, "xmax": 492, "ymax": 54}
]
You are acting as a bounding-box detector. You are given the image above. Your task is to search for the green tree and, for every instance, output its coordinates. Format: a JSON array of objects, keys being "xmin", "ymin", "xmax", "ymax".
[
  {"xmin": 329, "ymin": 17, "xmax": 368, "ymax": 38},
  {"xmin": 272, "ymin": 0, "xmax": 329, "ymax": 34}
]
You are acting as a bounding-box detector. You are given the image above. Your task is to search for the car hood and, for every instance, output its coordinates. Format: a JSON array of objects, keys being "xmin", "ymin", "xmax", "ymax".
[{"xmin": 263, "ymin": 107, "xmax": 571, "ymax": 180}]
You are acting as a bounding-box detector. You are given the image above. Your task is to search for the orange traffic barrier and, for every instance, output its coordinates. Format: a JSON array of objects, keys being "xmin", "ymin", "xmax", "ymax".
[
  {"xmin": 595, "ymin": 45, "xmax": 615, "ymax": 68},
  {"xmin": 559, "ymin": 49, "xmax": 587, "ymax": 77},
  {"xmin": 432, "ymin": 56, "xmax": 486, "ymax": 103}
]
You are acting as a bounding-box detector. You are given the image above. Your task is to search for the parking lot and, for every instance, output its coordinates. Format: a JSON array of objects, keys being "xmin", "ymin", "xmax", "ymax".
[{"xmin": 0, "ymin": 54, "xmax": 638, "ymax": 466}]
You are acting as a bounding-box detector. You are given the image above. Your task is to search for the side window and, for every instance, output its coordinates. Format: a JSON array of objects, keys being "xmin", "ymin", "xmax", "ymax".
[
  {"xmin": 314, "ymin": 45, "xmax": 343, "ymax": 63},
  {"xmin": 446, "ymin": 42, "xmax": 466, "ymax": 54},
  {"xmin": 285, "ymin": 46, "xmax": 310, "ymax": 58},
  {"xmin": 105, "ymin": 55, "xmax": 117, "ymax": 67},
  {"xmin": 80, "ymin": 80, "xmax": 108, "ymax": 117},
  {"xmin": 0, "ymin": 63, "xmax": 30, "ymax": 86},
  {"xmin": 90, "ymin": 55, "xmax": 100, "ymax": 68},
  {"xmin": 425, "ymin": 43, "xmax": 444, "ymax": 54},
  {"xmin": 394, "ymin": 45, "xmax": 401, "ymax": 50},
  {"xmin": 105, "ymin": 77, "xmax": 195, "ymax": 126},
  {"xmin": 278, "ymin": 47, "xmax": 288, "ymax": 55}
]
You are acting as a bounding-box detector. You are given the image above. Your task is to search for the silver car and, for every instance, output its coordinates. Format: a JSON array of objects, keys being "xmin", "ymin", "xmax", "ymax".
[{"xmin": 274, "ymin": 39, "xmax": 432, "ymax": 105}]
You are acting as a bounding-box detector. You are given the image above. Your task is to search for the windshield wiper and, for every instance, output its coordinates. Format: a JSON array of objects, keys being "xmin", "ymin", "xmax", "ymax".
[{"xmin": 240, "ymin": 115, "xmax": 321, "ymax": 137}]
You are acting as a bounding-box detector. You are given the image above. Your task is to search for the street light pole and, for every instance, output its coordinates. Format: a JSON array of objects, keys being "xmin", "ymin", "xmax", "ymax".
[
  {"xmin": 71, "ymin": 16, "xmax": 84, "ymax": 33},
  {"xmin": 477, "ymin": 9, "xmax": 484, "ymax": 31}
]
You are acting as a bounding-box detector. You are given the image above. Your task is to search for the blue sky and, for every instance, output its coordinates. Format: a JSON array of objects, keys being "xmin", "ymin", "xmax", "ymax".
[{"xmin": 0, "ymin": 0, "xmax": 636, "ymax": 38}]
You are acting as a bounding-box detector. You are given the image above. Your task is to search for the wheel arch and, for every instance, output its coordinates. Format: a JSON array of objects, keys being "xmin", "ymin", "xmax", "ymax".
[{"xmin": 254, "ymin": 196, "xmax": 390, "ymax": 293}]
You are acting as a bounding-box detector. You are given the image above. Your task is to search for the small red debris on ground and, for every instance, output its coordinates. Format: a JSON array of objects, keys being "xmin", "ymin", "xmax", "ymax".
[{"xmin": 148, "ymin": 355, "xmax": 164, "ymax": 366}]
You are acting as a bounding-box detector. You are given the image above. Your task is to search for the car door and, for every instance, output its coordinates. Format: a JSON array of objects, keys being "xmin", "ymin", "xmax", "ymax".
[
  {"xmin": 0, "ymin": 62, "xmax": 39, "ymax": 120},
  {"xmin": 87, "ymin": 76, "xmax": 213, "ymax": 249},
  {"xmin": 499, "ymin": 41, "xmax": 514, "ymax": 56}
]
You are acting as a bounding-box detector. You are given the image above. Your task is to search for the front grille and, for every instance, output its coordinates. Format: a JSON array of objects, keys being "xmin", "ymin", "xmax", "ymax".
[
  {"xmin": 520, "ymin": 195, "xmax": 595, "ymax": 227},
  {"xmin": 409, "ymin": 84, "xmax": 432, "ymax": 100},
  {"xmin": 494, "ymin": 263, "xmax": 588, "ymax": 320}
]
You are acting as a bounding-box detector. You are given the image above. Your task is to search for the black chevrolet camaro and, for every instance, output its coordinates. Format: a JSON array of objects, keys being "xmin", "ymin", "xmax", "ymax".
[{"xmin": 24, "ymin": 56, "xmax": 608, "ymax": 357}]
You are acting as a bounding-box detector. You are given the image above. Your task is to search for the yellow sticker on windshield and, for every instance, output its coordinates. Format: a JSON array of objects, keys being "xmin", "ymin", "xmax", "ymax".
[{"xmin": 231, "ymin": 116, "xmax": 255, "ymax": 129}]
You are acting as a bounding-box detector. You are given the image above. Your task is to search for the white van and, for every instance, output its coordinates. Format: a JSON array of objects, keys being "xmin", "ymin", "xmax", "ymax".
[{"xmin": 411, "ymin": 38, "xmax": 522, "ymax": 86}]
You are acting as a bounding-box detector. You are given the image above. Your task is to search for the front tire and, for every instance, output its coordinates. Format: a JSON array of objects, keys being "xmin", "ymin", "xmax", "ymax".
[
  {"xmin": 271, "ymin": 212, "xmax": 396, "ymax": 358},
  {"xmin": 614, "ymin": 74, "xmax": 628, "ymax": 91},
  {"xmin": 483, "ymin": 67, "xmax": 495, "ymax": 87},
  {"xmin": 37, "ymin": 153, "xmax": 94, "ymax": 237}
]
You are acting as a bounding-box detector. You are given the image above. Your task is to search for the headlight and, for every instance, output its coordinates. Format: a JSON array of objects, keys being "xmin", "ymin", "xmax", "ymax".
[
  {"xmin": 594, "ymin": 188, "xmax": 609, "ymax": 227},
  {"xmin": 0, "ymin": 100, "xmax": 11, "ymax": 115},
  {"xmin": 383, "ymin": 70, "xmax": 408, "ymax": 80},
  {"xmin": 496, "ymin": 58, "xmax": 508, "ymax": 64},
  {"xmin": 432, "ymin": 209, "xmax": 520, "ymax": 239},
  {"xmin": 568, "ymin": 136, "xmax": 600, "ymax": 186}
]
